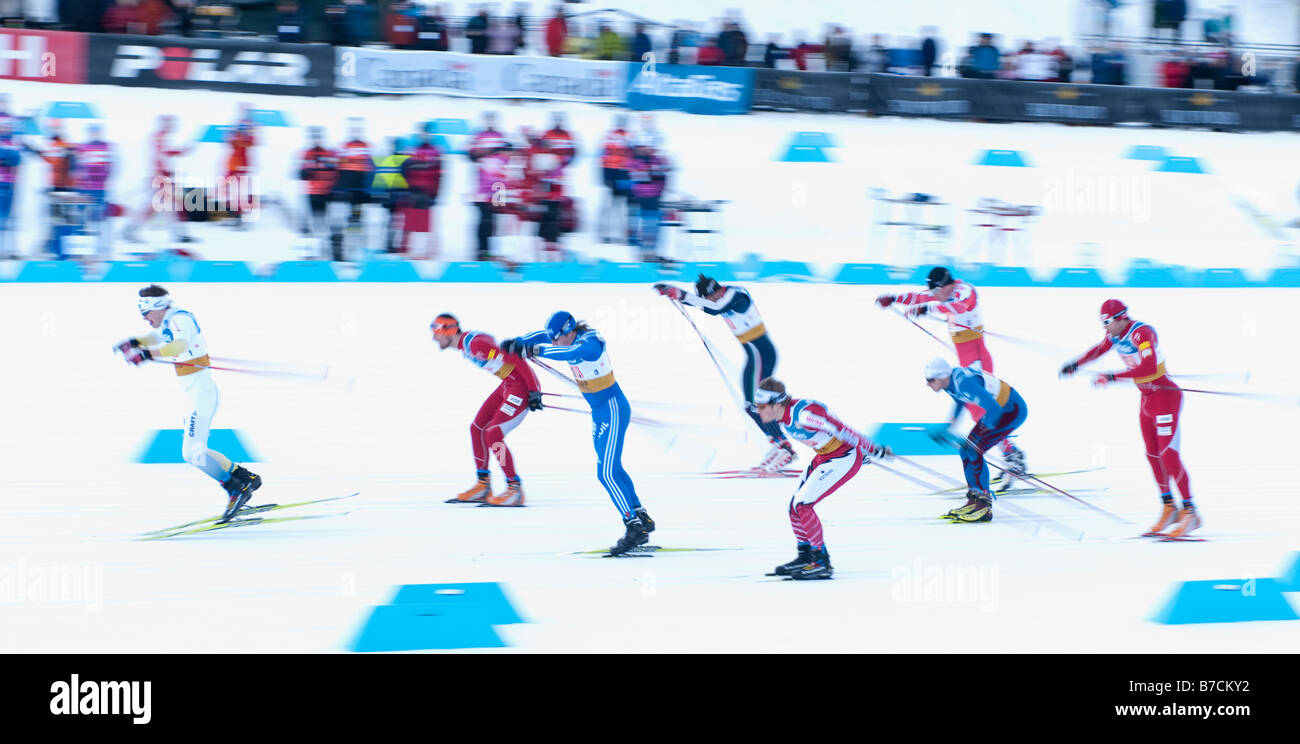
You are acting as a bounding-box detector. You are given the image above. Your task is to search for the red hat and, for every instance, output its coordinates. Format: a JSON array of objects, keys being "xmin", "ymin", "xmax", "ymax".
[{"xmin": 1099, "ymin": 299, "xmax": 1128, "ymax": 324}]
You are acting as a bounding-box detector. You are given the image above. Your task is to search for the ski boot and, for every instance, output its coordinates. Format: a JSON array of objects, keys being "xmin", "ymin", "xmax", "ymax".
[
  {"xmin": 1163, "ymin": 506, "xmax": 1202, "ymax": 539},
  {"xmin": 997, "ymin": 446, "xmax": 1027, "ymax": 493},
  {"xmin": 219, "ymin": 465, "xmax": 263, "ymax": 523},
  {"xmin": 788, "ymin": 547, "xmax": 833, "ymax": 580},
  {"xmin": 944, "ymin": 489, "xmax": 984, "ymax": 520},
  {"xmin": 484, "ymin": 478, "xmax": 525, "ymax": 507},
  {"xmin": 1142, "ymin": 500, "xmax": 1178, "ymax": 536},
  {"xmin": 771, "ymin": 543, "xmax": 813, "ymax": 576},
  {"xmin": 951, "ymin": 491, "xmax": 993, "ymax": 523},
  {"xmin": 608, "ymin": 513, "xmax": 653, "ymax": 556},
  {"xmin": 449, "ymin": 473, "xmax": 491, "ymax": 504}
]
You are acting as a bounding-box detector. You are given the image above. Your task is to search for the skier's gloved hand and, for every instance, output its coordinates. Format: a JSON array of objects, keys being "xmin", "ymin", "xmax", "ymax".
[
  {"xmin": 1059, "ymin": 360, "xmax": 1079, "ymax": 377},
  {"xmin": 113, "ymin": 338, "xmax": 140, "ymax": 356},
  {"xmin": 528, "ymin": 391, "xmax": 543, "ymax": 411},
  {"xmin": 927, "ymin": 423, "xmax": 959, "ymax": 448},
  {"xmin": 124, "ymin": 347, "xmax": 152, "ymax": 366},
  {"xmin": 1092, "ymin": 373, "xmax": 1116, "ymax": 388},
  {"xmin": 875, "ymin": 294, "xmax": 895, "ymax": 308},
  {"xmin": 500, "ymin": 337, "xmax": 525, "ymax": 356},
  {"xmin": 653, "ymin": 283, "xmax": 684, "ymax": 301},
  {"xmin": 867, "ymin": 442, "xmax": 894, "ymax": 461},
  {"xmin": 909, "ymin": 303, "xmax": 930, "ymax": 317}
]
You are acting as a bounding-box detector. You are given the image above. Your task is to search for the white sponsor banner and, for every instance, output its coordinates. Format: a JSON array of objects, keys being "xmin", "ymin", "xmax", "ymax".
[{"xmin": 336, "ymin": 48, "xmax": 627, "ymax": 102}]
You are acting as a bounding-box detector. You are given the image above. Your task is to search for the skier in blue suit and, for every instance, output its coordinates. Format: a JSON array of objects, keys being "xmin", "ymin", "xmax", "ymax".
[{"xmin": 502, "ymin": 311, "xmax": 655, "ymax": 555}]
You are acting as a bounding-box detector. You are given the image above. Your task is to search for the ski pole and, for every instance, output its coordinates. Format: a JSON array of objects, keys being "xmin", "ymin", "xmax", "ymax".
[
  {"xmin": 889, "ymin": 307, "xmax": 954, "ymax": 351},
  {"xmin": 669, "ymin": 299, "xmax": 747, "ymax": 411}
]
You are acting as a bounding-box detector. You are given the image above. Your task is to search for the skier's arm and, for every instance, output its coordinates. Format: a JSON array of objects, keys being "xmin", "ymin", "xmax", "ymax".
[
  {"xmin": 800, "ymin": 409, "xmax": 890, "ymax": 458},
  {"xmin": 953, "ymin": 372, "xmax": 1006, "ymax": 423},
  {"xmin": 679, "ymin": 287, "xmax": 743, "ymax": 316},
  {"xmin": 532, "ymin": 333, "xmax": 599, "ymax": 363},
  {"xmin": 1062, "ymin": 335, "xmax": 1113, "ymax": 375}
]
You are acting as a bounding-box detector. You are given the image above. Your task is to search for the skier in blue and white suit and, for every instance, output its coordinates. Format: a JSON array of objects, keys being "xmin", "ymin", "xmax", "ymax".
[{"xmin": 502, "ymin": 311, "xmax": 656, "ymax": 556}]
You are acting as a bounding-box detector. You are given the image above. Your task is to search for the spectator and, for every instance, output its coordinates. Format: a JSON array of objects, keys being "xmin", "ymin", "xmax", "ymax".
[
  {"xmin": 417, "ymin": 4, "xmax": 449, "ymax": 51},
  {"xmin": 920, "ymin": 27, "xmax": 938, "ymax": 76},
  {"xmin": 718, "ymin": 21, "xmax": 748, "ymax": 66},
  {"xmin": 544, "ymin": 6, "xmax": 567, "ymax": 57},
  {"xmin": 172, "ymin": 0, "xmax": 196, "ymax": 36},
  {"xmin": 59, "ymin": 0, "xmax": 110, "ymax": 33},
  {"xmin": 696, "ymin": 35, "xmax": 725, "ymax": 66},
  {"xmin": 514, "ymin": 2, "xmax": 529, "ymax": 53},
  {"xmin": 968, "ymin": 33, "xmax": 1001, "ymax": 79},
  {"xmin": 1293, "ymin": 56, "xmax": 1300, "ymax": 93},
  {"xmin": 1204, "ymin": 11, "xmax": 1234, "ymax": 45},
  {"xmin": 342, "ymin": 0, "xmax": 376, "ymax": 47},
  {"xmin": 1161, "ymin": 49, "xmax": 1192, "ymax": 88},
  {"xmin": 1050, "ymin": 43, "xmax": 1075, "ymax": 82},
  {"xmin": 1152, "ymin": 0, "xmax": 1187, "ymax": 43},
  {"xmin": 1015, "ymin": 40, "xmax": 1056, "ymax": 81},
  {"xmin": 1090, "ymin": 45, "xmax": 1127, "ymax": 85},
  {"xmin": 668, "ymin": 22, "xmax": 700, "ymax": 65},
  {"xmin": 791, "ymin": 34, "xmax": 823, "ymax": 71},
  {"xmin": 101, "ymin": 0, "xmax": 141, "ymax": 34},
  {"xmin": 861, "ymin": 34, "xmax": 888, "ymax": 74},
  {"xmin": 763, "ymin": 34, "xmax": 786, "ymax": 68},
  {"xmin": 564, "ymin": 20, "xmax": 594, "ymax": 58},
  {"xmin": 326, "ymin": 3, "xmax": 347, "ymax": 45},
  {"xmin": 276, "ymin": 1, "xmax": 307, "ymax": 43},
  {"xmin": 595, "ymin": 23, "xmax": 625, "ymax": 61},
  {"xmin": 488, "ymin": 16, "xmax": 520, "ymax": 54},
  {"xmin": 824, "ymin": 26, "xmax": 853, "ymax": 72},
  {"xmin": 631, "ymin": 22, "xmax": 653, "ymax": 62},
  {"xmin": 465, "ymin": 8, "xmax": 489, "ymax": 54},
  {"xmin": 385, "ymin": 1, "xmax": 419, "ymax": 49}
]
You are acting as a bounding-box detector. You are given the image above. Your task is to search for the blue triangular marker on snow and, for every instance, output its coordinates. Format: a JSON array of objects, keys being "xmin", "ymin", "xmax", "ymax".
[
  {"xmin": 1152, "ymin": 579, "xmax": 1298, "ymax": 624},
  {"xmin": 45, "ymin": 101, "xmax": 99, "ymax": 120},
  {"xmin": 1156, "ymin": 156, "xmax": 1205, "ymax": 174},
  {"xmin": 249, "ymin": 109, "xmax": 291, "ymax": 127},
  {"xmin": 429, "ymin": 118, "xmax": 471, "ymax": 135},
  {"xmin": 1125, "ymin": 145, "xmax": 1168, "ymax": 161},
  {"xmin": 198, "ymin": 124, "xmax": 234, "ymax": 144},
  {"xmin": 792, "ymin": 131, "xmax": 836, "ymax": 148},
  {"xmin": 17, "ymin": 116, "xmax": 42, "ymax": 136},
  {"xmin": 870, "ymin": 423, "xmax": 954, "ymax": 456},
  {"xmin": 349, "ymin": 582, "xmax": 524, "ymax": 652},
  {"xmin": 781, "ymin": 145, "xmax": 832, "ymax": 162},
  {"xmin": 1277, "ymin": 553, "xmax": 1300, "ymax": 591},
  {"xmin": 137, "ymin": 429, "xmax": 257, "ymax": 463},
  {"xmin": 975, "ymin": 149, "xmax": 1029, "ymax": 167}
]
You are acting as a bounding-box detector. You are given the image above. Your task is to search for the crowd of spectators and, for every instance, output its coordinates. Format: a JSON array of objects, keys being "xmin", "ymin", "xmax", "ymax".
[{"xmin": 0, "ymin": 1, "xmax": 1293, "ymax": 91}]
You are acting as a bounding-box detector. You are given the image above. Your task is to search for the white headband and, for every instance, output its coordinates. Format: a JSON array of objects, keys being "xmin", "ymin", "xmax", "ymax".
[
  {"xmin": 754, "ymin": 387, "xmax": 789, "ymax": 405},
  {"xmin": 137, "ymin": 295, "xmax": 171, "ymax": 314}
]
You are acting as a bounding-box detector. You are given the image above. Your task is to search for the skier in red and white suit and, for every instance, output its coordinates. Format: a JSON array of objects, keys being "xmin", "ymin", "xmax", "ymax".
[
  {"xmin": 432, "ymin": 313, "xmax": 541, "ymax": 507},
  {"xmin": 876, "ymin": 266, "xmax": 1025, "ymax": 480},
  {"xmin": 1060, "ymin": 299, "xmax": 1200, "ymax": 538},
  {"xmin": 754, "ymin": 377, "xmax": 892, "ymax": 581},
  {"xmin": 123, "ymin": 115, "xmax": 194, "ymax": 244}
]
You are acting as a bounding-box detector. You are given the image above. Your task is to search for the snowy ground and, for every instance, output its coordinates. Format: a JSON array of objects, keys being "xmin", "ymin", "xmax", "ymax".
[
  {"xmin": 3, "ymin": 80, "xmax": 1298, "ymax": 275},
  {"xmin": 0, "ymin": 282, "xmax": 1296, "ymax": 652}
]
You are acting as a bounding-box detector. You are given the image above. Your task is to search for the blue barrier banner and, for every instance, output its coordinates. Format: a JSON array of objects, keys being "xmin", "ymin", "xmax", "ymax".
[{"xmin": 625, "ymin": 64, "xmax": 753, "ymax": 115}]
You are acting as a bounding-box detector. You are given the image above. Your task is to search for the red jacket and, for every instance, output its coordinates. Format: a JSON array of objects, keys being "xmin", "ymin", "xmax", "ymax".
[
  {"xmin": 385, "ymin": 12, "xmax": 418, "ymax": 48},
  {"xmin": 697, "ymin": 45, "xmax": 725, "ymax": 66},
  {"xmin": 545, "ymin": 16, "xmax": 567, "ymax": 57}
]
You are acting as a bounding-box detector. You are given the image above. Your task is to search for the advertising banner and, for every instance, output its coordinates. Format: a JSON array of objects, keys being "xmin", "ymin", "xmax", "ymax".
[{"xmin": 87, "ymin": 34, "xmax": 333, "ymax": 96}]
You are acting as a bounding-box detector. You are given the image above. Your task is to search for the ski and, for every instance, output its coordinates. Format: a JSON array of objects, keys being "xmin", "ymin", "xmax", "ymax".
[
  {"xmin": 705, "ymin": 468, "xmax": 800, "ymax": 479},
  {"xmin": 571, "ymin": 545, "xmax": 741, "ymax": 556},
  {"xmin": 142, "ymin": 512, "xmax": 349, "ymax": 540},
  {"xmin": 142, "ymin": 492, "xmax": 359, "ymax": 536},
  {"xmin": 937, "ymin": 467, "xmax": 1105, "ymax": 494}
]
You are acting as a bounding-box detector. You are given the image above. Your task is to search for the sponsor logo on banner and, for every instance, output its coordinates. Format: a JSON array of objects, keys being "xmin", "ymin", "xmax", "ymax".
[
  {"xmin": 0, "ymin": 29, "xmax": 87, "ymax": 83},
  {"xmin": 88, "ymin": 35, "xmax": 332, "ymax": 95},
  {"xmin": 624, "ymin": 63, "xmax": 753, "ymax": 115},
  {"xmin": 336, "ymin": 48, "xmax": 625, "ymax": 102}
]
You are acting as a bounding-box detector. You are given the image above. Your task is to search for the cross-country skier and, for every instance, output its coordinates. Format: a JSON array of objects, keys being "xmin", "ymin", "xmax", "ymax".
[
  {"xmin": 923, "ymin": 357, "xmax": 1028, "ymax": 523},
  {"xmin": 753, "ymin": 378, "xmax": 893, "ymax": 580},
  {"xmin": 654, "ymin": 274, "xmax": 795, "ymax": 472},
  {"xmin": 500, "ymin": 311, "xmax": 654, "ymax": 555},
  {"xmin": 877, "ymin": 265, "xmax": 1027, "ymax": 489},
  {"xmin": 1059, "ymin": 299, "xmax": 1199, "ymax": 538},
  {"xmin": 431, "ymin": 313, "xmax": 540, "ymax": 507},
  {"xmin": 113, "ymin": 285, "xmax": 261, "ymax": 522}
]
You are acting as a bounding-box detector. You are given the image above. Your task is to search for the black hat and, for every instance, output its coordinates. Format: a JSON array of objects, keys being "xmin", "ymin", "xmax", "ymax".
[
  {"xmin": 696, "ymin": 274, "xmax": 722, "ymax": 297},
  {"xmin": 926, "ymin": 266, "xmax": 954, "ymax": 290}
]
